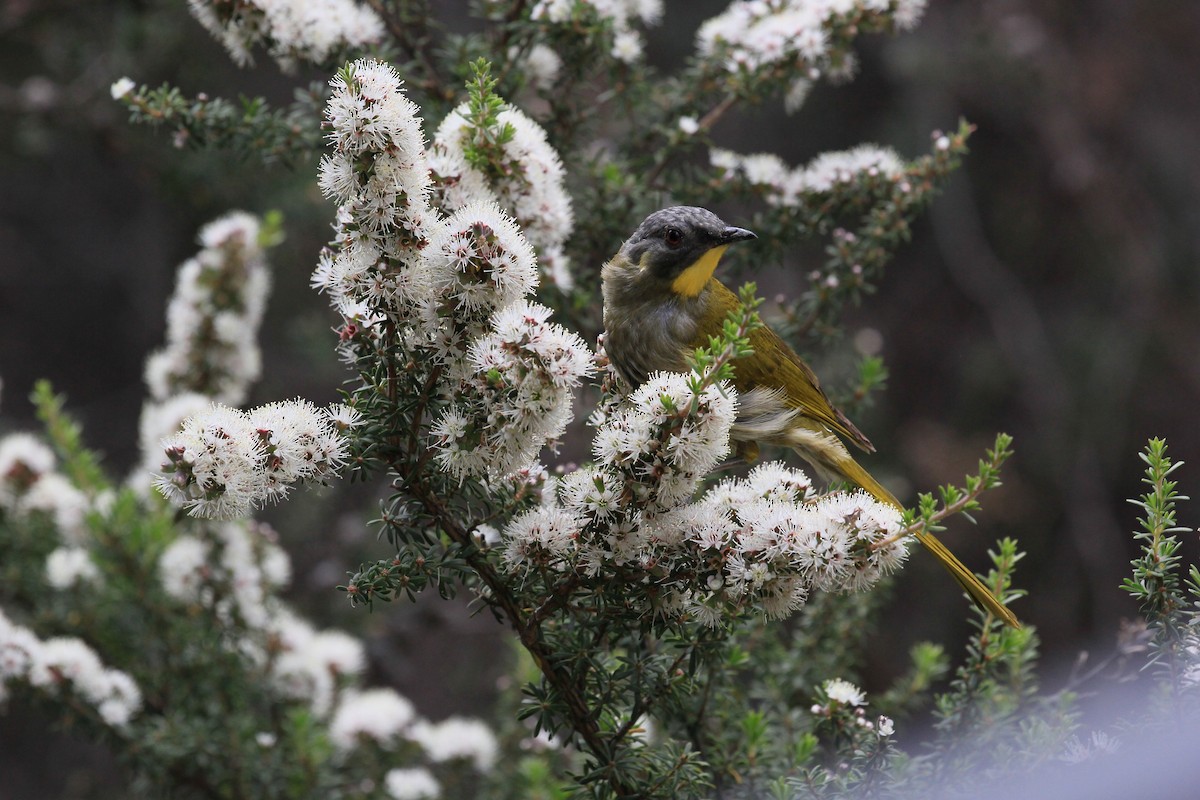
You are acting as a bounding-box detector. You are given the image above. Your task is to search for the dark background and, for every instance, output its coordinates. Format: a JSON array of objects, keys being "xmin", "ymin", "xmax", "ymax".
[{"xmin": 2, "ymin": 0, "xmax": 1200, "ymax": 794}]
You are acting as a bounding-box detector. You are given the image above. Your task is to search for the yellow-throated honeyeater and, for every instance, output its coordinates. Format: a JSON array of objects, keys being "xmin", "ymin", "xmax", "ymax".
[{"xmin": 601, "ymin": 206, "xmax": 1019, "ymax": 628}]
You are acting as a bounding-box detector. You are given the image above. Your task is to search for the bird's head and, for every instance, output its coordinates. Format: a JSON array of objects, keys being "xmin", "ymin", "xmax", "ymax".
[{"xmin": 618, "ymin": 206, "xmax": 756, "ymax": 298}]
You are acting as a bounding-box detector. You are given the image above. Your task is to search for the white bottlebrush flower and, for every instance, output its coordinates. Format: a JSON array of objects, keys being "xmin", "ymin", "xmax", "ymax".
[
  {"xmin": 811, "ymin": 491, "xmax": 907, "ymax": 591},
  {"xmin": 132, "ymin": 392, "xmax": 211, "ymax": 492},
  {"xmin": 795, "ymin": 144, "xmax": 904, "ymax": 195},
  {"xmin": 429, "ymin": 102, "xmax": 574, "ymax": 290},
  {"xmin": 318, "ymin": 58, "xmax": 435, "ymax": 326},
  {"xmin": 385, "ymin": 767, "xmax": 441, "ymax": 800},
  {"xmin": 154, "ymin": 404, "xmax": 266, "ymax": 519},
  {"xmin": 630, "ymin": 372, "xmax": 737, "ymax": 475},
  {"xmin": 894, "ymin": 0, "xmax": 927, "ymax": 30},
  {"xmin": 45, "ymin": 547, "xmax": 101, "ymax": 589},
  {"xmin": 517, "ymin": 43, "xmax": 562, "ymax": 90},
  {"xmin": 611, "ymin": 29, "xmax": 643, "ymax": 62},
  {"xmin": 158, "ymin": 535, "xmax": 212, "ymax": 602},
  {"xmin": 153, "ymin": 401, "xmax": 348, "ymax": 519},
  {"xmin": 110, "ymin": 77, "xmax": 136, "ymax": 100},
  {"xmin": 713, "ymin": 143, "xmax": 905, "ymax": 206},
  {"xmin": 329, "ymin": 688, "xmax": 419, "ymax": 751},
  {"xmin": 0, "ymin": 433, "xmax": 57, "ymax": 504},
  {"xmin": 144, "ymin": 211, "xmax": 271, "ymax": 406},
  {"xmin": 409, "ymin": 716, "xmax": 499, "ymax": 772},
  {"xmin": 744, "ymin": 462, "xmax": 814, "ymax": 503},
  {"xmin": 247, "ymin": 399, "xmax": 349, "ymax": 504},
  {"xmin": 26, "ymin": 635, "xmax": 142, "ymax": 731},
  {"xmin": 19, "ymin": 472, "xmax": 91, "ymax": 544},
  {"xmin": 421, "ymin": 201, "xmax": 539, "ymax": 327},
  {"xmin": 433, "ymin": 301, "xmax": 592, "ymax": 481},
  {"xmin": 0, "ymin": 610, "xmax": 38, "ymax": 681},
  {"xmin": 696, "ymin": 0, "xmax": 920, "ymax": 76},
  {"xmin": 501, "ymin": 506, "xmax": 584, "ymax": 571},
  {"xmin": 186, "ymin": 0, "xmax": 384, "ymax": 71},
  {"xmin": 783, "ymin": 77, "xmax": 813, "ymax": 114},
  {"xmin": 558, "ymin": 465, "xmax": 623, "ymax": 521},
  {"xmin": 823, "ymin": 677, "xmax": 866, "ymax": 707}
]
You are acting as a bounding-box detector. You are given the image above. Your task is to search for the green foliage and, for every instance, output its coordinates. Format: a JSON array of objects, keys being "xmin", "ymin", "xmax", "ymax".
[
  {"xmin": 116, "ymin": 81, "xmax": 326, "ymax": 168},
  {"xmin": 1123, "ymin": 438, "xmax": 1194, "ymax": 689},
  {"xmin": 462, "ymin": 58, "xmax": 517, "ymax": 180},
  {"xmin": 14, "ymin": 3, "xmax": 1200, "ymax": 799}
]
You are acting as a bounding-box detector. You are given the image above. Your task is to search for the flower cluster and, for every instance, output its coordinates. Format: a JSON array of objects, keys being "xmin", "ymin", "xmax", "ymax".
[
  {"xmin": 153, "ymin": 399, "xmax": 354, "ymax": 519},
  {"xmin": 45, "ymin": 546, "xmax": 101, "ymax": 589},
  {"xmin": 418, "ymin": 201, "xmax": 539, "ymax": 370},
  {"xmin": 502, "ymin": 365, "xmax": 907, "ymax": 622},
  {"xmin": 385, "ymin": 767, "xmax": 440, "ymax": 800},
  {"xmin": 0, "ymin": 433, "xmax": 93, "ymax": 544},
  {"xmin": 187, "ymin": 0, "xmax": 384, "ymax": 70},
  {"xmin": 594, "ymin": 371, "xmax": 739, "ymax": 512},
  {"xmin": 143, "ymin": 211, "xmax": 271, "ymax": 406},
  {"xmin": 501, "ymin": 369, "xmax": 738, "ymax": 576},
  {"xmin": 431, "ymin": 296, "xmax": 592, "ymax": 480},
  {"xmin": 711, "ymin": 143, "xmax": 904, "ymax": 206},
  {"xmin": 147, "ymin": 516, "xmax": 499, "ymax": 785},
  {"xmin": 531, "ymin": 0, "xmax": 664, "ymax": 63},
  {"xmin": 429, "ymin": 102, "xmax": 575, "ymax": 289},
  {"xmin": 265, "ymin": 608, "xmax": 366, "ymax": 716},
  {"xmin": 0, "ymin": 608, "xmax": 142, "ymax": 729},
  {"xmin": 158, "ymin": 520, "xmax": 292, "ymax": 628},
  {"xmin": 314, "ymin": 59, "xmax": 437, "ymax": 359},
  {"xmin": 697, "ymin": 0, "xmax": 926, "ymax": 82},
  {"xmin": 811, "ymin": 677, "xmax": 894, "ymax": 737}
]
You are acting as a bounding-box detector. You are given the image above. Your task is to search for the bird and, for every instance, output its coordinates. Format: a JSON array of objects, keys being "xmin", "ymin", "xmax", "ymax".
[{"xmin": 601, "ymin": 205, "xmax": 1019, "ymax": 628}]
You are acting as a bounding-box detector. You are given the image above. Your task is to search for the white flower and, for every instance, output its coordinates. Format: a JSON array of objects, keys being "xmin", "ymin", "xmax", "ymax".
[
  {"xmin": 519, "ymin": 44, "xmax": 562, "ymax": 90},
  {"xmin": 247, "ymin": 399, "xmax": 349, "ymax": 503},
  {"xmin": 132, "ymin": 392, "xmax": 212, "ymax": 492},
  {"xmin": 429, "ymin": 102, "xmax": 574, "ymax": 289},
  {"xmin": 385, "ymin": 767, "xmax": 441, "ymax": 800},
  {"xmin": 329, "ymin": 688, "xmax": 418, "ymax": 751},
  {"xmin": 186, "ymin": 0, "xmax": 384, "ymax": 71},
  {"xmin": 631, "ymin": 372, "xmax": 737, "ymax": 475},
  {"xmin": 158, "ymin": 535, "xmax": 211, "ymax": 601},
  {"xmin": 421, "ymin": 202, "xmax": 539, "ymax": 323},
  {"xmin": 894, "ymin": 0, "xmax": 927, "ymax": 29},
  {"xmin": 877, "ymin": 715, "xmax": 895, "ymax": 736},
  {"xmin": 153, "ymin": 401, "xmax": 348, "ymax": 519},
  {"xmin": 501, "ymin": 506, "xmax": 583, "ymax": 570},
  {"xmin": 409, "ymin": 716, "xmax": 499, "ymax": 772},
  {"xmin": 20, "ymin": 473, "xmax": 90, "ymax": 543},
  {"xmin": 678, "ymin": 116, "xmax": 700, "ymax": 135},
  {"xmin": 433, "ymin": 301, "xmax": 592, "ymax": 481},
  {"xmin": 144, "ymin": 211, "xmax": 271, "ymax": 406},
  {"xmin": 823, "ymin": 677, "xmax": 865, "ymax": 707},
  {"xmin": 45, "ymin": 547, "xmax": 101, "ymax": 589},
  {"xmin": 110, "ymin": 77, "xmax": 136, "ymax": 100},
  {"xmin": 611, "ymin": 30, "xmax": 643, "ymax": 62},
  {"xmin": 154, "ymin": 404, "xmax": 264, "ymax": 518},
  {"xmin": 0, "ymin": 433, "xmax": 56, "ymax": 503},
  {"xmin": 318, "ymin": 58, "xmax": 434, "ymax": 325}
]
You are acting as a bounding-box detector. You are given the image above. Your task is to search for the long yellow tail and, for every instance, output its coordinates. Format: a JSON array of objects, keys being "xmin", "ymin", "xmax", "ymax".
[{"xmin": 834, "ymin": 456, "xmax": 1021, "ymax": 629}]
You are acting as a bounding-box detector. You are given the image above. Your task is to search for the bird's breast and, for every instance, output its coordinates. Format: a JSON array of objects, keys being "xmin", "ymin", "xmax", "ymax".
[{"xmin": 602, "ymin": 279, "xmax": 702, "ymax": 388}]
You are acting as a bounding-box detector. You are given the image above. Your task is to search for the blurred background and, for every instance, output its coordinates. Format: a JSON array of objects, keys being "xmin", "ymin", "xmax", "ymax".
[{"xmin": 2, "ymin": 0, "xmax": 1199, "ymax": 794}]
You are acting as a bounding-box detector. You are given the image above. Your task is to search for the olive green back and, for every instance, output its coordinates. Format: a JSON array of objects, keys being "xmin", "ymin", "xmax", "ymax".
[{"xmin": 689, "ymin": 279, "xmax": 875, "ymax": 453}]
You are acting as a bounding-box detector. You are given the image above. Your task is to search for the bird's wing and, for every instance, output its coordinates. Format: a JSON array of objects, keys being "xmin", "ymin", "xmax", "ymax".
[{"xmin": 692, "ymin": 280, "xmax": 876, "ymax": 453}]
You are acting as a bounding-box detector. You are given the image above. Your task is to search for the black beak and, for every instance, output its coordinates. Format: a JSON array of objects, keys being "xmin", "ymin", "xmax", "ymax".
[{"xmin": 720, "ymin": 226, "xmax": 757, "ymax": 244}]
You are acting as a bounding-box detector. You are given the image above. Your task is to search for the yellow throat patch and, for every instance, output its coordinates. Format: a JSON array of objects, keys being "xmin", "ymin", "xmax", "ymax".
[{"xmin": 670, "ymin": 245, "xmax": 727, "ymax": 298}]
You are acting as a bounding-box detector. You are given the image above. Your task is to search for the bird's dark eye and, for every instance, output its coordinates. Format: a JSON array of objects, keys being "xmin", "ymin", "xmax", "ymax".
[{"xmin": 664, "ymin": 227, "xmax": 684, "ymax": 247}]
